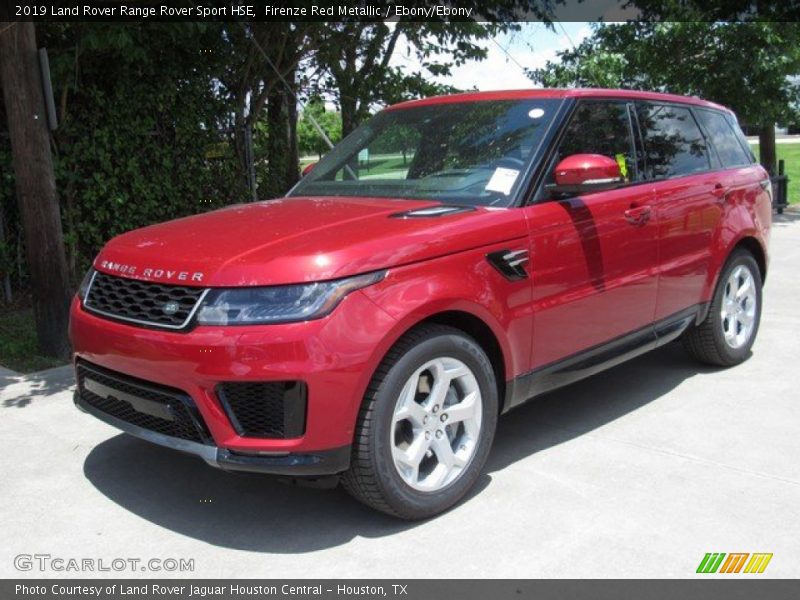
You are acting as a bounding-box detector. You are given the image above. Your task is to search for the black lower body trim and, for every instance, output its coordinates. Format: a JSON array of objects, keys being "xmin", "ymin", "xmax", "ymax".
[
  {"xmin": 503, "ymin": 304, "xmax": 706, "ymax": 412},
  {"xmin": 75, "ymin": 391, "xmax": 350, "ymax": 477},
  {"xmin": 215, "ymin": 447, "xmax": 350, "ymax": 476}
]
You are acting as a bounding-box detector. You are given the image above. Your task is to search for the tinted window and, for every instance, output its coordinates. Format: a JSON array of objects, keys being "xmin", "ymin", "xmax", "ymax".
[
  {"xmin": 637, "ymin": 103, "xmax": 710, "ymax": 178},
  {"xmin": 291, "ymin": 99, "xmax": 561, "ymax": 207},
  {"xmin": 553, "ymin": 101, "xmax": 637, "ymax": 182},
  {"xmin": 725, "ymin": 114, "xmax": 757, "ymax": 164},
  {"xmin": 696, "ymin": 109, "xmax": 752, "ymax": 168}
]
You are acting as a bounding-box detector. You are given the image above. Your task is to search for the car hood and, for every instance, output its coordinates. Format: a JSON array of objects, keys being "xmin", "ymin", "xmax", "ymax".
[{"xmin": 94, "ymin": 196, "xmax": 527, "ymax": 287}]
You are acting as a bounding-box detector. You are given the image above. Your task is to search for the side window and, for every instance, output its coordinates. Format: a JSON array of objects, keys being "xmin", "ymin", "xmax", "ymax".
[
  {"xmin": 695, "ymin": 109, "xmax": 753, "ymax": 168},
  {"xmin": 636, "ymin": 103, "xmax": 710, "ymax": 179},
  {"xmin": 551, "ymin": 101, "xmax": 637, "ymax": 183},
  {"xmin": 725, "ymin": 114, "xmax": 757, "ymax": 165}
]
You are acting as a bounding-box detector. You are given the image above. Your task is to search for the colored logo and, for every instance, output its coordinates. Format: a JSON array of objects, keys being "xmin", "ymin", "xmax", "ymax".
[
  {"xmin": 697, "ymin": 553, "xmax": 773, "ymax": 574},
  {"xmin": 162, "ymin": 301, "xmax": 180, "ymax": 316}
]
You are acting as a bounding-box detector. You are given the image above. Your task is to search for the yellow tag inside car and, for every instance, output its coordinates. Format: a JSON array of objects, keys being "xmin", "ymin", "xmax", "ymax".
[{"xmin": 615, "ymin": 153, "xmax": 629, "ymax": 179}]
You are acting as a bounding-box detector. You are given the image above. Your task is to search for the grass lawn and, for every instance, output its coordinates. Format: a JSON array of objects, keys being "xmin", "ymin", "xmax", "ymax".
[
  {"xmin": 0, "ymin": 309, "xmax": 67, "ymax": 373},
  {"xmin": 749, "ymin": 143, "xmax": 799, "ymax": 204}
]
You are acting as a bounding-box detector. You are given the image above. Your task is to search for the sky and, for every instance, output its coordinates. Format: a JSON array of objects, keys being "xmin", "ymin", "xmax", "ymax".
[{"xmin": 388, "ymin": 22, "xmax": 595, "ymax": 92}]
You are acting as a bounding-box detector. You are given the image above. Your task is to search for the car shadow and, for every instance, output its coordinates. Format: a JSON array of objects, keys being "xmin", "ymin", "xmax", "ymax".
[
  {"xmin": 83, "ymin": 341, "xmax": 718, "ymax": 552},
  {"xmin": 487, "ymin": 341, "xmax": 720, "ymax": 473}
]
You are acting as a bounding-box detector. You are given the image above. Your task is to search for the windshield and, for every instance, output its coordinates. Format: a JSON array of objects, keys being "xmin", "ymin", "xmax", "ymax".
[{"xmin": 290, "ymin": 99, "xmax": 561, "ymax": 207}]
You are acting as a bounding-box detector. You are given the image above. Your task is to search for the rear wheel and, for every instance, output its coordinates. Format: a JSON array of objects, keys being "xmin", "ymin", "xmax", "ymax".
[
  {"xmin": 341, "ymin": 324, "xmax": 498, "ymax": 519},
  {"xmin": 683, "ymin": 249, "xmax": 762, "ymax": 366}
]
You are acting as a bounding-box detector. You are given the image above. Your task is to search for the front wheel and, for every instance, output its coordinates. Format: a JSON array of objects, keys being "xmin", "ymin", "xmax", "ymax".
[
  {"xmin": 341, "ymin": 324, "xmax": 498, "ymax": 519},
  {"xmin": 683, "ymin": 249, "xmax": 763, "ymax": 366}
]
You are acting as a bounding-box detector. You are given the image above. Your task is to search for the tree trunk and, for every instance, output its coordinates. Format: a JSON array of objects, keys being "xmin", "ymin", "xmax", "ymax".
[
  {"xmin": 285, "ymin": 71, "xmax": 299, "ymax": 190},
  {"xmin": 266, "ymin": 86, "xmax": 288, "ymax": 197},
  {"xmin": 0, "ymin": 202, "xmax": 12, "ymax": 303},
  {"xmin": 758, "ymin": 124, "xmax": 777, "ymax": 175},
  {"xmin": 0, "ymin": 22, "xmax": 71, "ymax": 358},
  {"xmin": 232, "ymin": 96, "xmax": 249, "ymax": 196},
  {"xmin": 340, "ymin": 93, "xmax": 358, "ymax": 138}
]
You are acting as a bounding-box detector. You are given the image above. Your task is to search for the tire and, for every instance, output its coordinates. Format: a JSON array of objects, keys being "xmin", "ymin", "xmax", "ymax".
[
  {"xmin": 341, "ymin": 324, "xmax": 498, "ymax": 519},
  {"xmin": 683, "ymin": 249, "xmax": 763, "ymax": 367}
]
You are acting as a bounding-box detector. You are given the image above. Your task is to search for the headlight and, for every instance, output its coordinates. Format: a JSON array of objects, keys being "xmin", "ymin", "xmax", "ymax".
[
  {"xmin": 77, "ymin": 268, "xmax": 96, "ymax": 301},
  {"xmin": 195, "ymin": 270, "xmax": 386, "ymax": 326}
]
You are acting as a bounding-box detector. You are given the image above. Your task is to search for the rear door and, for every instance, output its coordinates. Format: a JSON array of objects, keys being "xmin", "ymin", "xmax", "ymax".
[
  {"xmin": 635, "ymin": 102, "xmax": 727, "ymax": 320},
  {"xmin": 524, "ymin": 100, "xmax": 659, "ymax": 369}
]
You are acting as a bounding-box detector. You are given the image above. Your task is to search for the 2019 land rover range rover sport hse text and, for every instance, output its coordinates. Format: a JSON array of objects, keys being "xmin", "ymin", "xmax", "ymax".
[{"xmin": 70, "ymin": 89, "xmax": 771, "ymax": 519}]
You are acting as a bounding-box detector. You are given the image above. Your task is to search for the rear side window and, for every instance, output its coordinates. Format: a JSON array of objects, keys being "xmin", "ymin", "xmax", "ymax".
[
  {"xmin": 695, "ymin": 109, "xmax": 753, "ymax": 168},
  {"xmin": 725, "ymin": 114, "xmax": 757, "ymax": 164},
  {"xmin": 636, "ymin": 103, "xmax": 710, "ymax": 179}
]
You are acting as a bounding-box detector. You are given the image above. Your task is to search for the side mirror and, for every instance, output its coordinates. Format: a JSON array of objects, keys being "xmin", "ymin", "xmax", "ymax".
[
  {"xmin": 301, "ymin": 162, "xmax": 317, "ymax": 177},
  {"xmin": 547, "ymin": 154, "xmax": 623, "ymax": 196}
]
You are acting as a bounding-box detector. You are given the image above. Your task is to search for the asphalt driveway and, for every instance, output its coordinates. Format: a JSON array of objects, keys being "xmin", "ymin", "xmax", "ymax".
[{"xmin": 2, "ymin": 211, "xmax": 799, "ymax": 578}]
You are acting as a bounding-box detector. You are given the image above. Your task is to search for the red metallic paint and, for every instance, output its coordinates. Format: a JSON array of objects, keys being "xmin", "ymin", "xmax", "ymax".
[
  {"xmin": 70, "ymin": 289, "xmax": 399, "ymax": 452},
  {"xmin": 712, "ymin": 188, "xmax": 771, "ymax": 289},
  {"xmin": 387, "ymin": 88, "xmax": 729, "ymax": 112},
  {"xmin": 524, "ymin": 184, "xmax": 659, "ymax": 368},
  {"xmin": 93, "ymin": 197, "xmax": 527, "ymax": 287},
  {"xmin": 554, "ymin": 154, "xmax": 622, "ymax": 186},
  {"xmin": 70, "ymin": 89, "xmax": 771, "ymax": 461},
  {"xmin": 359, "ymin": 239, "xmax": 534, "ymax": 381}
]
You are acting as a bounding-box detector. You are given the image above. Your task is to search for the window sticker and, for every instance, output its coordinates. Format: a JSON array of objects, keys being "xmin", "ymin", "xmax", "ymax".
[
  {"xmin": 485, "ymin": 167, "xmax": 520, "ymax": 195},
  {"xmin": 615, "ymin": 153, "xmax": 628, "ymax": 178},
  {"xmin": 528, "ymin": 108, "xmax": 545, "ymax": 119}
]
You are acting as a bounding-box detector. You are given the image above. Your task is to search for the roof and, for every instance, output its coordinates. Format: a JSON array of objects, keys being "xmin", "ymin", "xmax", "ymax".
[{"xmin": 386, "ymin": 88, "xmax": 731, "ymax": 113}]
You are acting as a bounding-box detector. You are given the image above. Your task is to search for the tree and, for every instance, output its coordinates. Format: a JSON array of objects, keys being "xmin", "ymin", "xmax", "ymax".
[
  {"xmin": 0, "ymin": 22, "xmax": 72, "ymax": 357},
  {"xmin": 38, "ymin": 23, "xmax": 247, "ymax": 276},
  {"xmin": 314, "ymin": 21, "xmax": 518, "ymax": 137},
  {"xmin": 217, "ymin": 23, "xmax": 325, "ymax": 196},
  {"xmin": 297, "ymin": 98, "xmax": 342, "ymax": 159},
  {"xmin": 310, "ymin": 0, "xmax": 562, "ymax": 136},
  {"xmin": 529, "ymin": 22, "xmax": 800, "ymax": 174}
]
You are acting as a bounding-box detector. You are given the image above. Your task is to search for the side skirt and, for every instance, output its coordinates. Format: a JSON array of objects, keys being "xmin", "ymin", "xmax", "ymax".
[{"xmin": 502, "ymin": 304, "xmax": 705, "ymax": 413}]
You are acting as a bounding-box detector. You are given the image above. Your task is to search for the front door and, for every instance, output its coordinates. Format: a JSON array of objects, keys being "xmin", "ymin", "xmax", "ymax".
[{"xmin": 524, "ymin": 100, "xmax": 659, "ymax": 370}]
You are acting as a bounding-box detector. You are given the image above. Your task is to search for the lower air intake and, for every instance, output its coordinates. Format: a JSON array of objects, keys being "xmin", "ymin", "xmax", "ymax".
[{"xmin": 217, "ymin": 381, "xmax": 307, "ymax": 438}]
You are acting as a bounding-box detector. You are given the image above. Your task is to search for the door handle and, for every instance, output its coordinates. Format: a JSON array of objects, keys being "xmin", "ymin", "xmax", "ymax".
[
  {"xmin": 712, "ymin": 182, "xmax": 729, "ymax": 200},
  {"xmin": 624, "ymin": 205, "xmax": 652, "ymax": 226}
]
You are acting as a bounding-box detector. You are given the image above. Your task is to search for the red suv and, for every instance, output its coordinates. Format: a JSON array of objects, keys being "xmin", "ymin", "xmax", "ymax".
[{"xmin": 70, "ymin": 89, "xmax": 771, "ymax": 519}]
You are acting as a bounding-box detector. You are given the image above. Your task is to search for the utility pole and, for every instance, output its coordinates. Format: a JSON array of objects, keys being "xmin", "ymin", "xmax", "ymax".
[{"xmin": 0, "ymin": 22, "xmax": 71, "ymax": 358}]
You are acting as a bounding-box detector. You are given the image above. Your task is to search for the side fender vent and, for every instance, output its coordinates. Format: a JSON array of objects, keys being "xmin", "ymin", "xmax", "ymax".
[{"xmin": 487, "ymin": 249, "xmax": 529, "ymax": 281}]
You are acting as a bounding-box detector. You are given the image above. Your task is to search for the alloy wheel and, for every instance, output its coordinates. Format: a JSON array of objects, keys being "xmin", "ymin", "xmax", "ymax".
[
  {"xmin": 390, "ymin": 357, "xmax": 482, "ymax": 492},
  {"xmin": 720, "ymin": 264, "xmax": 757, "ymax": 349}
]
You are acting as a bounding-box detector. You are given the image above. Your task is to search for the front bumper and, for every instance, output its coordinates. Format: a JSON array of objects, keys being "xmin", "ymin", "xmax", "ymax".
[
  {"xmin": 74, "ymin": 390, "xmax": 351, "ymax": 476},
  {"xmin": 69, "ymin": 289, "xmax": 399, "ymax": 457}
]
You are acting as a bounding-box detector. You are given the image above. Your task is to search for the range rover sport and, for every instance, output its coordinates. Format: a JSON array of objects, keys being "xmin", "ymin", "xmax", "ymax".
[{"xmin": 70, "ymin": 89, "xmax": 771, "ymax": 519}]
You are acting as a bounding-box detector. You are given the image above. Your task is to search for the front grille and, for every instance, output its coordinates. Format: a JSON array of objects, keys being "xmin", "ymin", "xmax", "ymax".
[
  {"xmin": 76, "ymin": 361, "xmax": 211, "ymax": 444},
  {"xmin": 84, "ymin": 271, "xmax": 206, "ymax": 329},
  {"xmin": 217, "ymin": 382, "xmax": 307, "ymax": 438}
]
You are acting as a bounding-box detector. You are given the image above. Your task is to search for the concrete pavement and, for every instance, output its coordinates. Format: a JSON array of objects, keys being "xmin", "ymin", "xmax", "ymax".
[{"xmin": 1, "ymin": 211, "xmax": 799, "ymax": 578}]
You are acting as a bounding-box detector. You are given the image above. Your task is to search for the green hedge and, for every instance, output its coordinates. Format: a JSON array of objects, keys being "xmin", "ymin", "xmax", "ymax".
[{"xmin": 0, "ymin": 23, "xmax": 249, "ymax": 291}]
